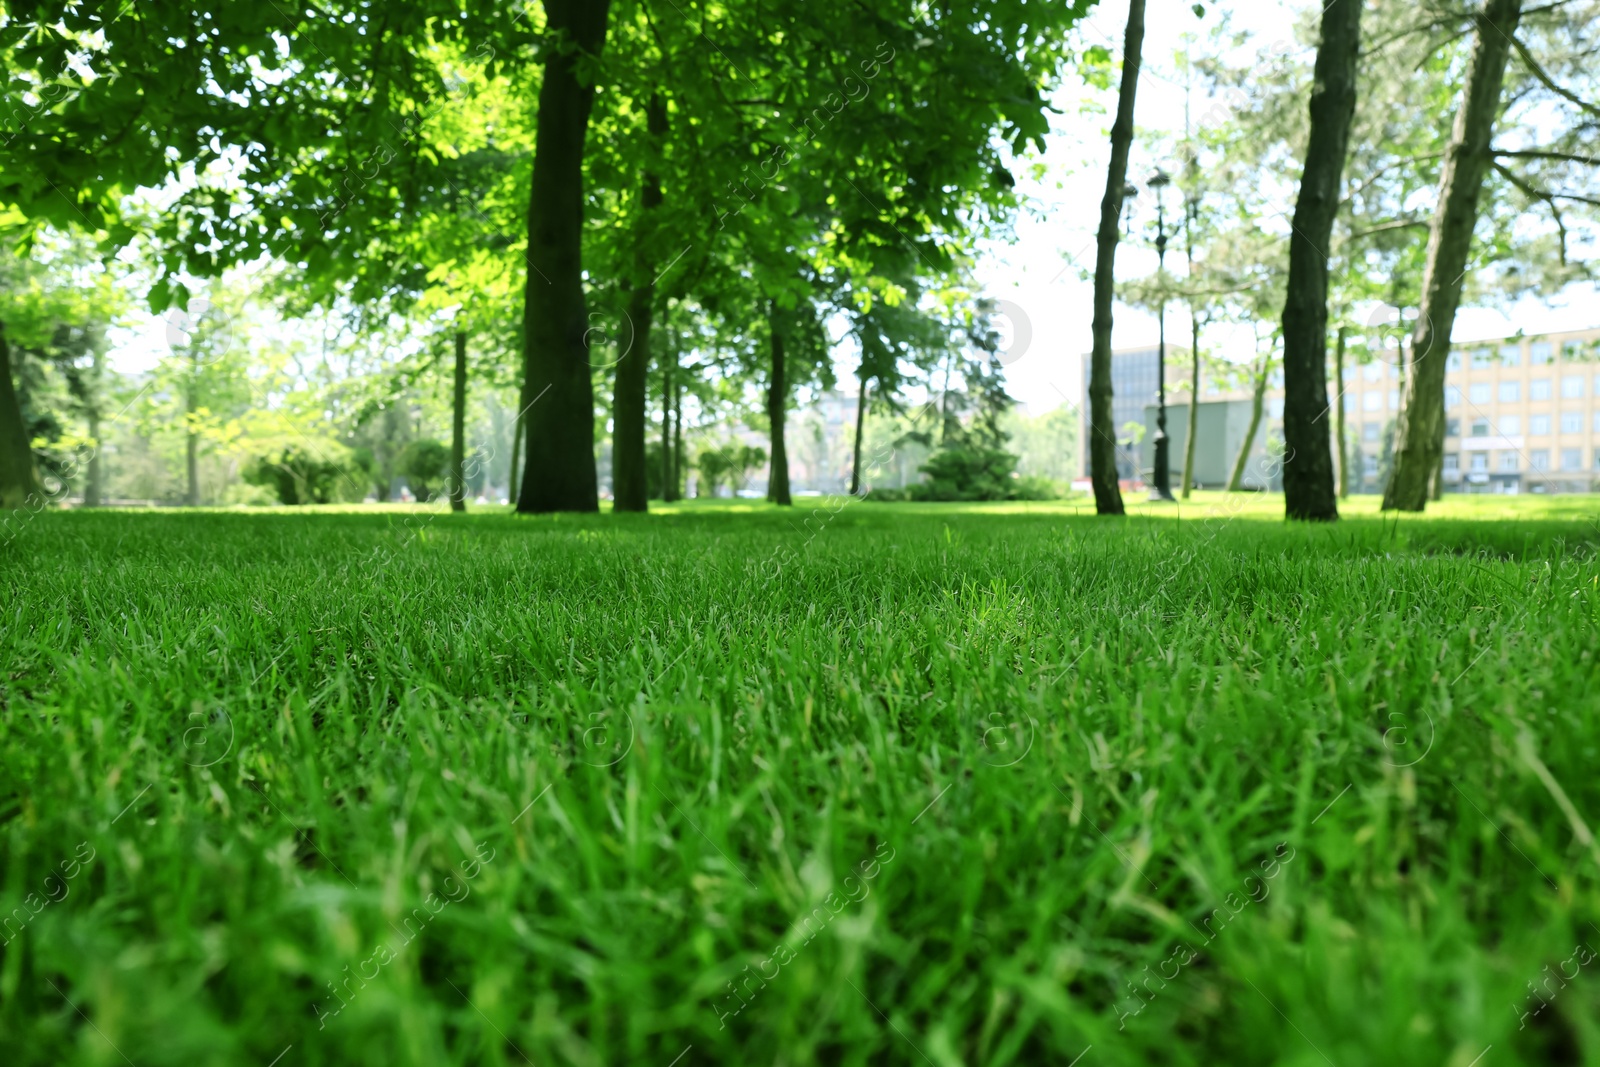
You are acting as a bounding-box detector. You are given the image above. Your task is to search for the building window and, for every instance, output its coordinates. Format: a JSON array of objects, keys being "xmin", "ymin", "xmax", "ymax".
[
  {"xmin": 1561, "ymin": 411, "xmax": 1582, "ymax": 434},
  {"xmin": 1561, "ymin": 374, "xmax": 1584, "ymax": 398},
  {"xmin": 1560, "ymin": 448, "xmax": 1581, "ymax": 471},
  {"xmin": 1470, "ymin": 453, "xmax": 1488, "ymax": 472},
  {"xmin": 1471, "ymin": 418, "xmax": 1491, "ymax": 437},
  {"xmin": 1446, "ymin": 351, "xmax": 1462, "ymax": 371},
  {"xmin": 1531, "ymin": 341, "xmax": 1553, "ymax": 365},
  {"xmin": 1362, "ymin": 455, "xmax": 1378, "ymax": 476},
  {"xmin": 1566, "ymin": 340, "xmax": 1585, "ymax": 360},
  {"xmin": 1531, "ymin": 378, "xmax": 1552, "ymax": 400},
  {"xmin": 1501, "ymin": 344, "xmax": 1522, "ymax": 366},
  {"xmin": 1363, "ymin": 422, "xmax": 1381, "ymax": 443},
  {"xmin": 1446, "ymin": 386, "xmax": 1461, "ymax": 409},
  {"xmin": 1530, "ymin": 449, "xmax": 1550, "ymax": 471},
  {"xmin": 1470, "ymin": 383, "xmax": 1491, "ymax": 404},
  {"xmin": 1498, "ymin": 415, "xmax": 1521, "ymax": 436},
  {"xmin": 1446, "ymin": 418, "xmax": 1460, "ymax": 438},
  {"xmin": 1363, "ymin": 392, "xmax": 1381, "ymax": 412},
  {"xmin": 1472, "ymin": 348, "xmax": 1493, "ymax": 368},
  {"xmin": 1499, "ymin": 381, "xmax": 1521, "ymax": 402},
  {"xmin": 1530, "ymin": 414, "xmax": 1551, "ymax": 435},
  {"xmin": 1499, "ymin": 452, "xmax": 1520, "ymax": 472},
  {"xmin": 1389, "ymin": 389, "xmax": 1399, "ymax": 409},
  {"xmin": 1363, "ymin": 362, "xmax": 1382, "ymax": 382},
  {"xmin": 1594, "ymin": 411, "xmax": 1600, "ymax": 434},
  {"xmin": 1444, "ymin": 454, "xmax": 1459, "ymax": 472}
]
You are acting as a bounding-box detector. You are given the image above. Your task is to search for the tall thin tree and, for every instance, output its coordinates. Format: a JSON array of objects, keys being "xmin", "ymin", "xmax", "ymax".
[
  {"xmin": 450, "ymin": 329, "xmax": 468, "ymax": 513},
  {"xmin": 1087, "ymin": 0, "xmax": 1146, "ymax": 516},
  {"xmin": 1279, "ymin": 0, "xmax": 1362, "ymax": 521},
  {"xmin": 1384, "ymin": 0, "xmax": 1524, "ymax": 510}
]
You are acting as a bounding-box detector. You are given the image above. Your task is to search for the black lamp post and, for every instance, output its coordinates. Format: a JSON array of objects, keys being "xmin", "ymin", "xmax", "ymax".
[{"xmin": 1146, "ymin": 169, "xmax": 1175, "ymax": 501}]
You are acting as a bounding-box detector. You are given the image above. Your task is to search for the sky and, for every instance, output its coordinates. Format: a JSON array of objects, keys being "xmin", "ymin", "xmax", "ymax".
[{"xmin": 975, "ymin": 0, "xmax": 1600, "ymax": 415}]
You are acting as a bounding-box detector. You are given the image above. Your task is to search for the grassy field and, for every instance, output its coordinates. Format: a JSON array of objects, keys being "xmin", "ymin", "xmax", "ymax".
[{"xmin": 3, "ymin": 493, "xmax": 1600, "ymax": 1066}]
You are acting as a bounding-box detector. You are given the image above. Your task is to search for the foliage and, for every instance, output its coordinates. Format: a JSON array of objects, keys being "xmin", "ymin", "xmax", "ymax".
[
  {"xmin": 244, "ymin": 442, "xmax": 364, "ymax": 506},
  {"xmin": 398, "ymin": 438, "xmax": 450, "ymax": 502}
]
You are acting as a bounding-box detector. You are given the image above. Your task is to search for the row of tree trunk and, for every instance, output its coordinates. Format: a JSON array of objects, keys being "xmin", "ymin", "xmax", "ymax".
[{"xmin": 1088, "ymin": 0, "xmax": 1525, "ymax": 519}]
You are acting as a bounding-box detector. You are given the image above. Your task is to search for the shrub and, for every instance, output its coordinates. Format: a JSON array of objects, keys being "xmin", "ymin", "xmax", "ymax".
[{"xmin": 399, "ymin": 439, "xmax": 450, "ymax": 502}]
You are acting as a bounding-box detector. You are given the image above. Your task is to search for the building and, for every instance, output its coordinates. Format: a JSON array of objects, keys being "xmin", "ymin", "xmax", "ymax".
[
  {"xmin": 1092, "ymin": 326, "xmax": 1600, "ymax": 495},
  {"xmin": 1345, "ymin": 327, "xmax": 1600, "ymax": 494},
  {"xmin": 1080, "ymin": 345, "xmax": 1192, "ymax": 484}
]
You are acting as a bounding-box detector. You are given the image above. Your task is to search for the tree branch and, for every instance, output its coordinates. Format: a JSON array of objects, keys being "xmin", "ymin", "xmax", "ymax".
[
  {"xmin": 1493, "ymin": 148, "xmax": 1600, "ymax": 166},
  {"xmin": 1509, "ymin": 33, "xmax": 1600, "ymax": 118}
]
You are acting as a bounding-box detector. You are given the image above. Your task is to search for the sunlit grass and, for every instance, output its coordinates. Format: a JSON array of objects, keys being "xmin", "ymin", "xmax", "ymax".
[{"xmin": 2, "ymin": 498, "xmax": 1599, "ymax": 1065}]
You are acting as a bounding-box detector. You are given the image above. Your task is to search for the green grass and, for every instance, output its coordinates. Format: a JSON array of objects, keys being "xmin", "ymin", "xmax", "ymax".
[{"xmin": 3, "ymin": 494, "xmax": 1600, "ymax": 1066}]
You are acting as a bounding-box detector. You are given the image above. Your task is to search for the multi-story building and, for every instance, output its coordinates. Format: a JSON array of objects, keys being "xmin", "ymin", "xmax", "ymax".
[
  {"xmin": 1080, "ymin": 345, "xmax": 1193, "ymax": 484},
  {"xmin": 1092, "ymin": 326, "xmax": 1600, "ymax": 495},
  {"xmin": 1339, "ymin": 326, "xmax": 1600, "ymax": 494}
]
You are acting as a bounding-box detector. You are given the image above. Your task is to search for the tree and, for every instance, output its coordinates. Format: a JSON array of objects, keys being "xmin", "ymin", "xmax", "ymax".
[
  {"xmin": 400, "ymin": 439, "xmax": 451, "ymax": 503},
  {"xmin": 1088, "ymin": 0, "xmax": 1145, "ymax": 517},
  {"xmin": 1279, "ymin": 0, "xmax": 1362, "ymax": 522},
  {"xmin": 1383, "ymin": 0, "xmax": 1525, "ymax": 510},
  {"xmin": 518, "ymin": 0, "xmax": 613, "ymax": 513}
]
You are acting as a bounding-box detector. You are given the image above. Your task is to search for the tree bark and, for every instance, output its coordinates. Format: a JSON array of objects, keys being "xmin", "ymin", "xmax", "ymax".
[
  {"xmin": 1181, "ymin": 312, "xmax": 1201, "ymax": 497},
  {"xmin": 516, "ymin": 0, "xmax": 612, "ymax": 514},
  {"xmin": 450, "ymin": 329, "xmax": 467, "ymax": 512},
  {"xmin": 850, "ymin": 371, "xmax": 869, "ymax": 496},
  {"xmin": 1279, "ymin": 0, "xmax": 1361, "ymax": 521},
  {"xmin": 661, "ymin": 354, "xmax": 674, "ymax": 501},
  {"xmin": 0, "ymin": 323, "xmax": 41, "ymax": 509},
  {"xmin": 613, "ymin": 94, "xmax": 667, "ymax": 514},
  {"xmin": 85, "ymin": 344, "xmax": 103, "ymax": 507},
  {"xmin": 1384, "ymin": 0, "xmax": 1522, "ymax": 510},
  {"xmin": 673, "ymin": 371, "xmax": 685, "ymax": 501},
  {"xmin": 766, "ymin": 303, "xmax": 791, "ymax": 505},
  {"xmin": 184, "ymin": 353, "xmax": 200, "ymax": 507},
  {"xmin": 509, "ymin": 379, "xmax": 526, "ymax": 507},
  {"xmin": 1227, "ymin": 358, "xmax": 1269, "ymax": 492},
  {"xmin": 1334, "ymin": 326, "xmax": 1349, "ymax": 499},
  {"xmin": 1088, "ymin": 0, "xmax": 1146, "ymax": 516}
]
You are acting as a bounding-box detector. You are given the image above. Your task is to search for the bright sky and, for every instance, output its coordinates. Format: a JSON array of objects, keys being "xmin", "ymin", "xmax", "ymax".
[{"xmin": 978, "ymin": 0, "xmax": 1600, "ymax": 415}]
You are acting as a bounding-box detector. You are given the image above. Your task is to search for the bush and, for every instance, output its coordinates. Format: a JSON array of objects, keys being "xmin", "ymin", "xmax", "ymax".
[
  {"xmin": 863, "ymin": 486, "xmax": 909, "ymax": 502},
  {"xmin": 911, "ymin": 445, "xmax": 1019, "ymax": 501},
  {"xmin": 399, "ymin": 439, "xmax": 450, "ymax": 502},
  {"xmin": 221, "ymin": 482, "xmax": 278, "ymax": 507},
  {"xmin": 244, "ymin": 444, "xmax": 360, "ymax": 505}
]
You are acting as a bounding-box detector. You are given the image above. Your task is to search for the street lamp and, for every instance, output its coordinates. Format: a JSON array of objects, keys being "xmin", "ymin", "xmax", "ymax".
[{"xmin": 1146, "ymin": 169, "xmax": 1175, "ymax": 501}]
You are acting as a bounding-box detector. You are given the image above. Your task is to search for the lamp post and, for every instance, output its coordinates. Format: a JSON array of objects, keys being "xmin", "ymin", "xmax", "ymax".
[{"xmin": 1146, "ymin": 169, "xmax": 1175, "ymax": 501}]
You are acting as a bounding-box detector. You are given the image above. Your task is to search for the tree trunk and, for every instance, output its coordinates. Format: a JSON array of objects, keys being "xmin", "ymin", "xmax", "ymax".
[
  {"xmin": 1181, "ymin": 312, "xmax": 1201, "ymax": 497},
  {"xmin": 1279, "ymin": 0, "xmax": 1361, "ymax": 521},
  {"xmin": 185, "ymin": 354, "xmax": 200, "ymax": 507},
  {"xmin": 1087, "ymin": 0, "xmax": 1146, "ymax": 517},
  {"xmin": 0, "ymin": 323, "xmax": 41, "ymax": 509},
  {"xmin": 516, "ymin": 0, "xmax": 612, "ymax": 514},
  {"xmin": 613, "ymin": 94, "xmax": 667, "ymax": 514},
  {"xmin": 766, "ymin": 303, "xmax": 791, "ymax": 505},
  {"xmin": 661, "ymin": 356, "xmax": 673, "ymax": 501},
  {"xmin": 1227, "ymin": 359, "xmax": 1269, "ymax": 492},
  {"xmin": 450, "ymin": 329, "xmax": 468, "ymax": 513},
  {"xmin": 673, "ymin": 372, "xmax": 685, "ymax": 501},
  {"xmin": 1334, "ymin": 326, "xmax": 1349, "ymax": 499},
  {"xmin": 1384, "ymin": 0, "xmax": 1522, "ymax": 511},
  {"xmin": 85, "ymin": 344, "xmax": 103, "ymax": 507},
  {"xmin": 509, "ymin": 380, "xmax": 526, "ymax": 507},
  {"xmin": 850, "ymin": 372, "xmax": 869, "ymax": 496}
]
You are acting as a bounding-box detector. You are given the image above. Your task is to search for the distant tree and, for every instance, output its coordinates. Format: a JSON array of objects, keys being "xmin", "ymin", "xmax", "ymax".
[{"xmin": 399, "ymin": 439, "xmax": 450, "ymax": 503}]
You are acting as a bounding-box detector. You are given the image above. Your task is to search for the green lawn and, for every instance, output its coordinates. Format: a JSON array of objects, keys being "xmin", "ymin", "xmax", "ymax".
[{"xmin": 3, "ymin": 496, "xmax": 1600, "ymax": 1066}]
